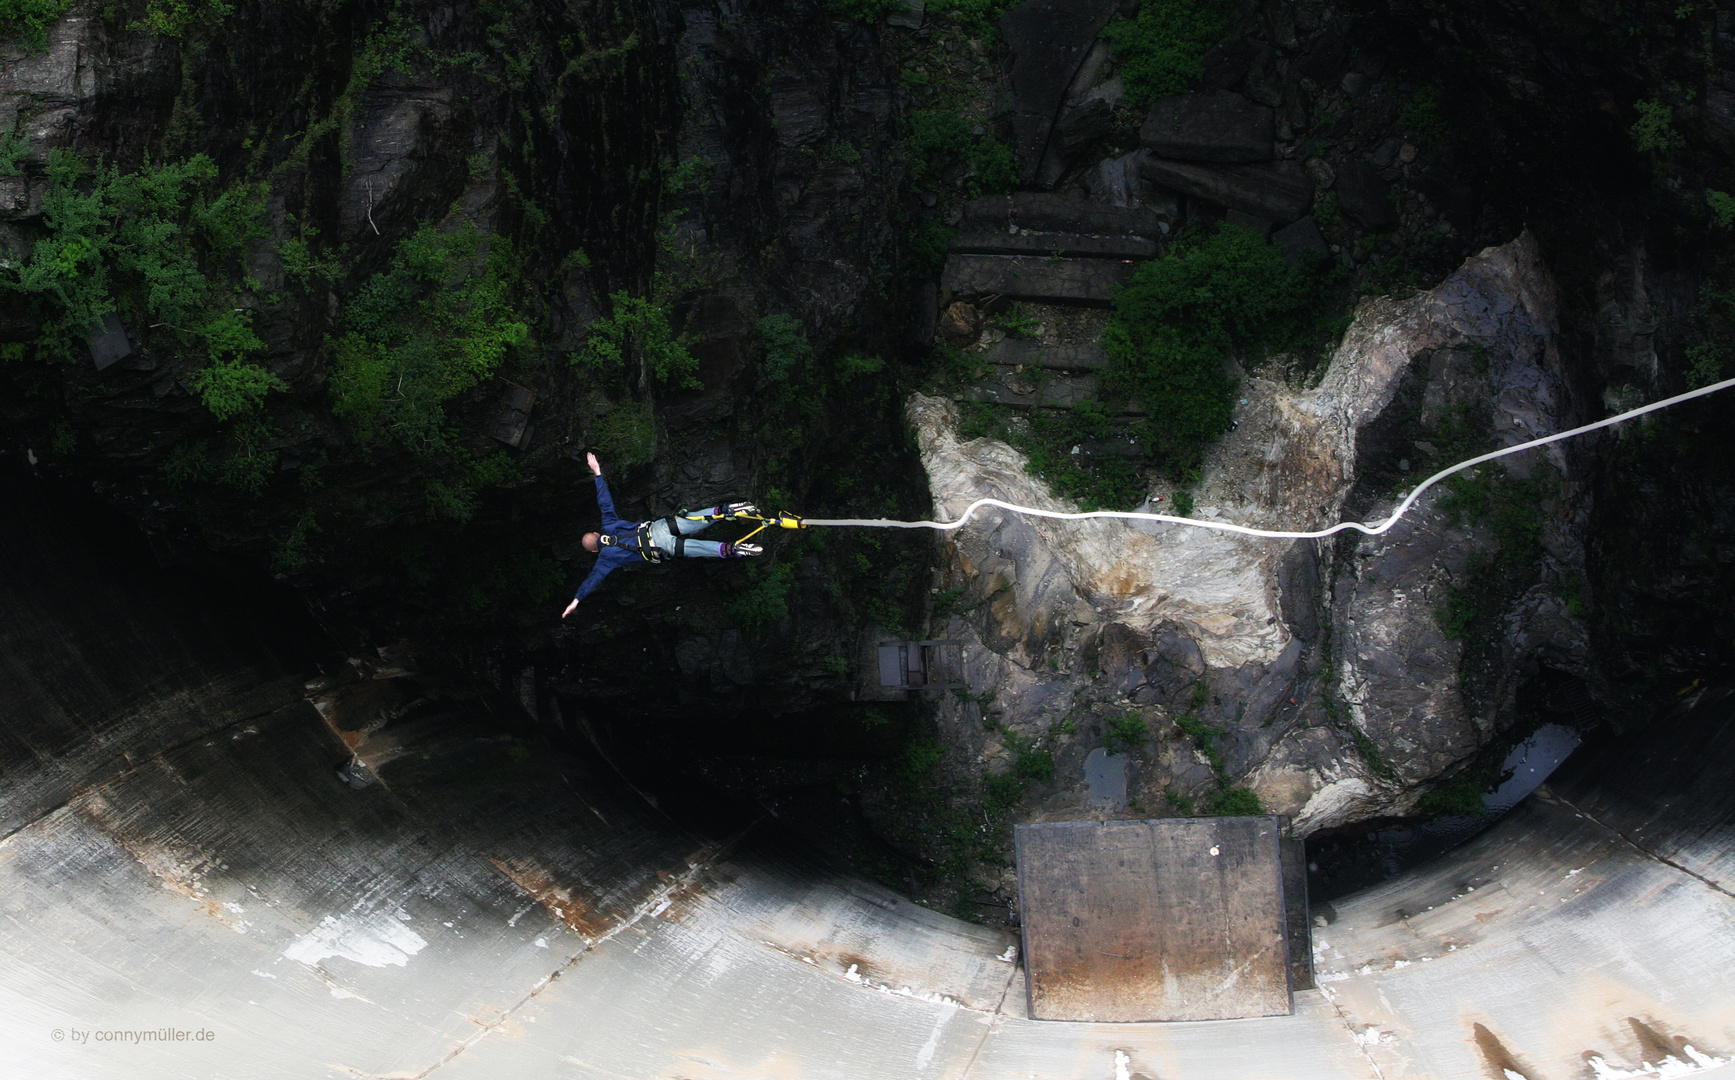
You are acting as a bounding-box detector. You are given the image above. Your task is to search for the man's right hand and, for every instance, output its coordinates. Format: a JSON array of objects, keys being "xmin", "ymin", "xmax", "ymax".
[
  {"xmin": 586, "ymin": 451, "xmax": 602, "ymax": 475},
  {"xmin": 561, "ymin": 599, "xmax": 579, "ymax": 618}
]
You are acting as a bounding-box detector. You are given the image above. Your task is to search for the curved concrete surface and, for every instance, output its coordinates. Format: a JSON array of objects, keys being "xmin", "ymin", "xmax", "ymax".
[{"xmin": 4, "ymin": 479, "xmax": 1734, "ymax": 1080}]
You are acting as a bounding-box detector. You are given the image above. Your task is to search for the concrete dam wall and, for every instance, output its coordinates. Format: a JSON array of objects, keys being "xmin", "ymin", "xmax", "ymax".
[{"xmin": 3, "ymin": 478, "xmax": 1732, "ymax": 1080}]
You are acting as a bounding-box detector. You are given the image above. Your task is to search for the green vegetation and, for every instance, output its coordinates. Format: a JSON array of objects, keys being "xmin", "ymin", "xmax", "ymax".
[
  {"xmin": 1106, "ymin": 223, "xmax": 1336, "ymax": 471},
  {"xmin": 1, "ymin": 0, "xmax": 70, "ymax": 49},
  {"xmin": 957, "ymin": 399, "xmax": 1144, "ymax": 510},
  {"xmin": 729, "ymin": 562, "xmax": 795, "ymax": 631},
  {"xmin": 574, "ymin": 291, "xmax": 697, "ymax": 391},
  {"xmin": 332, "ymin": 223, "xmax": 528, "ymax": 452},
  {"xmin": 1100, "ymin": 0, "xmax": 1237, "ymax": 109},
  {"xmin": 929, "ymin": 0, "xmax": 1015, "ymax": 38},
  {"xmin": 137, "ymin": 0, "xmax": 233, "ymax": 38},
  {"xmin": 907, "ymin": 109, "xmax": 1016, "ymax": 198},
  {"xmin": 0, "ymin": 149, "xmax": 284, "ymax": 420},
  {"xmin": 825, "ymin": 0, "xmax": 904, "ymax": 22},
  {"xmin": 1631, "ymin": 98, "xmax": 1684, "ymax": 158},
  {"xmin": 1415, "ymin": 773, "xmax": 1489, "ymax": 817},
  {"xmin": 1171, "ymin": 489, "xmax": 1195, "ymax": 516},
  {"xmin": 982, "ymin": 730, "xmax": 1055, "ymax": 813},
  {"xmin": 1174, "ymin": 712, "xmax": 1226, "ymax": 775},
  {"xmin": 909, "ymin": 222, "xmax": 955, "ymax": 278},
  {"xmin": 1399, "ymin": 86, "xmax": 1450, "ymax": 143},
  {"xmin": 1209, "ymin": 786, "xmax": 1262, "ymax": 816},
  {"xmin": 592, "ymin": 399, "xmax": 657, "ymax": 465},
  {"xmin": 1708, "ymin": 189, "xmax": 1735, "ymax": 229},
  {"xmin": 1102, "ymin": 713, "xmax": 1147, "ymax": 754}
]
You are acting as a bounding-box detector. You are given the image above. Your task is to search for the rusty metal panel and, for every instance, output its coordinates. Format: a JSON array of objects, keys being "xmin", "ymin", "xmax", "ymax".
[{"xmin": 1015, "ymin": 817, "xmax": 1292, "ymax": 1022}]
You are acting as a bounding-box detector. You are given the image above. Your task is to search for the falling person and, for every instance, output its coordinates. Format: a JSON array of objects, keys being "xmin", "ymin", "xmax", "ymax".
[{"xmin": 561, "ymin": 451, "xmax": 761, "ymax": 618}]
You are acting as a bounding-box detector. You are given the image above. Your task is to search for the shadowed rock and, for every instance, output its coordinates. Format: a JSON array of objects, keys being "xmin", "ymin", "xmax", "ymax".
[
  {"xmin": 1140, "ymin": 90, "xmax": 1275, "ymax": 163},
  {"xmin": 942, "ymin": 254, "xmax": 1136, "ymax": 303},
  {"xmin": 950, "ymin": 229, "xmax": 1157, "ymax": 260},
  {"xmin": 1336, "ymin": 159, "xmax": 1398, "ymax": 230},
  {"xmin": 999, "ymin": 0, "xmax": 1122, "ymax": 181},
  {"xmin": 961, "ymin": 192, "xmax": 1167, "ymax": 239},
  {"xmin": 1272, "ymin": 215, "xmax": 1330, "ymax": 267},
  {"xmin": 1138, "ymin": 157, "xmax": 1315, "ymax": 223}
]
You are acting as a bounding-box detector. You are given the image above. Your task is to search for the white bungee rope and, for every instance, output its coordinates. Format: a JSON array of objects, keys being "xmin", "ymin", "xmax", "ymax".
[{"xmin": 799, "ymin": 376, "xmax": 1735, "ymax": 540}]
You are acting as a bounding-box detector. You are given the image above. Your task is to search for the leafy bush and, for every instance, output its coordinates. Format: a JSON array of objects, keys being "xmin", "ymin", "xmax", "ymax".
[
  {"xmin": 1105, "ymin": 223, "xmax": 1326, "ymax": 470},
  {"xmin": 1415, "ymin": 775, "xmax": 1488, "ymax": 818},
  {"xmin": 1101, "ymin": 0, "xmax": 1236, "ymax": 109},
  {"xmin": 137, "ymin": 0, "xmax": 233, "ymax": 37},
  {"xmin": 729, "ymin": 561, "xmax": 795, "ymax": 631},
  {"xmin": 1, "ymin": 0, "xmax": 70, "ymax": 49},
  {"xmin": 899, "ymin": 736, "xmax": 944, "ymax": 785},
  {"xmin": 1208, "ymin": 786, "xmax": 1262, "ymax": 816},
  {"xmin": 333, "ymin": 223, "xmax": 528, "ymax": 451},
  {"xmin": 930, "ymin": 0, "xmax": 1015, "ymax": 38},
  {"xmin": 909, "ymin": 222, "xmax": 955, "ymax": 278},
  {"xmin": 576, "ymin": 292, "xmax": 698, "ymax": 390},
  {"xmin": 1632, "ymin": 98, "xmax": 1683, "ymax": 158},
  {"xmin": 984, "ymin": 772, "xmax": 1028, "ymax": 813},
  {"xmin": 1399, "ymin": 87, "xmax": 1450, "ymax": 143},
  {"xmin": 0, "ymin": 149, "xmax": 282, "ymax": 418},
  {"xmin": 826, "ymin": 0, "xmax": 905, "ymax": 21},
  {"xmin": 757, "ymin": 313, "xmax": 811, "ymax": 381},
  {"xmin": 1103, "ymin": 713, "xmax": 1147, "ymax": 754},
  {"xmin": 960, "ymin": 399, "xmax": 1144, "ymax": 511},
  {"xmin": 907, "ymin": 110, "xmax": 1016, "ymax": 197},
  {"xmin": 1004, "ymin": 730, "xmax": 1055, "ymax": 781},
  {"xmin": 1708, "ymin": 189, "xmax": 1735, "ymax": 229},
  {"xmin": 592, "ymin": 399, "xmax": 657, "ymax": 465},
  {"xmin": 1174, "ymin": 713, "xmax": 1226, "ymax": 775}
]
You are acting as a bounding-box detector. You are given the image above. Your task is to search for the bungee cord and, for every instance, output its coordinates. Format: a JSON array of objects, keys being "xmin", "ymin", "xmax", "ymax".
[{"xmin": 792, "ymin": 376, "xmax": 1735, "ymax": 541}]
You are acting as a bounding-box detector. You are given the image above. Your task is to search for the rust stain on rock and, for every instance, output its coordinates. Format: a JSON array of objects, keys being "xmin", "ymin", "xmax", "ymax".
[{"xmin": 489, "ymin": 857, "xmax": 618, "ymax": 939}]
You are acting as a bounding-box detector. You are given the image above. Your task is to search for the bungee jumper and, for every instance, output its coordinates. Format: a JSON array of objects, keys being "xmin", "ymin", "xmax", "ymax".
[
  {"xmin": 560, "ymin": 452, "xmax": 803, "ymax": 618},
  {"xmin": 558, "ymin": 376, "xmax": 1735, "ymax": 619}
]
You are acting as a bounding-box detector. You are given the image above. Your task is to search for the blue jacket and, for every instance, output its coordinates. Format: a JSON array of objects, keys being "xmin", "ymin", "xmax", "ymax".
[{"xmin": 572, "ymin": 475, "xmax": 643, "ymax": 602}]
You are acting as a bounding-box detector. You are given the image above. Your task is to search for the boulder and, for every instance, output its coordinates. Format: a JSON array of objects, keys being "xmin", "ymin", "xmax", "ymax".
[
  {"xmin": 950, "ymin": 229, "xmax": 1156, "ymax": 260},
  {"xmin": 1271, "ymin": 215, "xmax": 1330, "ymax": 267},
  {"xmin": 1054, "ymin": 97, "xmax": 1113, "ymax": 155},
  {"xmin": 960, "ymin": 192, "xmax": 1167, "ymax": 239},
  {"xmin": 999, "ymin": 0, "xmax": 1122, "ymax": 181},
  {"xmin": 942, "ymin": 254, "xmax": 1137, "ymax": 303},
  {"xmin": 938, "ymin": 300, "xmax": 983, "ymax": 347},
  {"xmin": 1335, "ymin": 159, "xmax": 1397, "ymax": 230},
  {"xmin": 1140, "ymin": 90, "xmax": 1274, "ymax": 163},
  {"xmin": 1137, "ymin": 157, "xmax": 1315, "ymax": 223}
]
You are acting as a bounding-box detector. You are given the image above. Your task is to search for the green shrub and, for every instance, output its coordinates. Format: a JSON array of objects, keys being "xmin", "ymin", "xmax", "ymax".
[
  {"xmin": 575, "ymin": 292, "xmax": 696, "ymax": 390},
  {"xmin": 907, "ymin": 110, "xmax": 1016, "ymax": 197},
  {"xmin": 1004, "ymin": 730, "xmax": 1055, "ymax": 781},
  {"xmin": 899, "ymin": 736, "xmax": 944, "ymax": 785},
  {"xmin": 137, "ymin": 0, "xmax": 233, "ymax": 37},
  {"xmin": 1174, "ymin": 713, "xmax": 1226, "ymax": 775},
  {"xmin": 729, "ymin": 561, "xmax": 795, "ymax": 631},
  {"xmin": 1105, "ymin": 223, "xmax": 1325, "ymax": 469},
  {"xmin": 1208, "ymin": 786, "xmax": 1261, "ymax": 816},
  {"xmin": 1100, "ymin": 0, "xmax": 1236, "ymax": 109},
  {"xmin": 1632, "ymin": 98, "xmax": 1683, "ymax": 157},
  {"xmin": 334, "ymin": 223, "xmax": 529, "ymax": 450},
  {"xmin": 910, "ymin": 222, "xmax": 954, "ymax": 278},
  {"xmin": 1415, "ymin": 775, "xmax": 1488, "ymax": 817},
  {"xmin": 757, "ymin": 312, "xmax": 811, "ymax": 382},
  {"xmin": 1, "ymin": 0, "xmax": 71, "ymax": 49},
  {"xmin": 1, "ymin": 149, "xmax": 282, "ymax": 418},
  {"xmin": 1708, "ymin": 189, "xmax": 1735, "ymax": 229},
  {"xmin": 592, "ymin": 399, "xmax": 657, "ymax": 464},
  {"xmin": 930, "ymin": 0, "xmax": 1015, "ymax": 38},
  {"xmin": 1103, "ymin": 713, "xmax": 1147, "ymax": 754},
  {"xmin": 1399, "ymin": 87, "xmax": 1450, "ymax": 143},
  {"xmin": 984, "ymin": 771, "xmax": 1027, "ymax": 813},
  {"xmin": 0, "ymin": 129, "xmax": 29, "ymax": 174},
  {"xmin": 1172, "ymin": 489, "xmax": 1195, "ymax": 516},
  {"xmin": 826, "ymin": 0, "xmax": 904, "ymax": 21}
]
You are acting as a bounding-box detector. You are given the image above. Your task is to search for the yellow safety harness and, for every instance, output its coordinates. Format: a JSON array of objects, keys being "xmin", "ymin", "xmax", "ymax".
[{"xmin": 679, "ymin": 508, "xmax": 807, "ymax": 546}]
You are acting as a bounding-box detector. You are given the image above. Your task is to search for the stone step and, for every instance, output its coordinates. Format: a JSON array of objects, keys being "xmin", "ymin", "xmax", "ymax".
[
  {"xmin": 950, "ymin": 229, "xmax": 1158, "ymax": 260},
  {"xmin": 960, "ymin": 192, "xmax": 1167, "ymax": 240},
  {"xmin": 1139, "ymin": 89, "xmax": 1275, "ymax": 164},
  {"xmin": 942, "ymin": 254, "xmax": 1136, "ymax": 304},
  {"xmin": 1137, "ymin": 157, "xmax": 1315, "ymax": 224},
  {"xmin": 964, "ymin": 370, "xmax": 1144, "ymax": 415},
  {"xmin": 982, "ymin": 338, "xmax": 1109, "ymax": 371}
]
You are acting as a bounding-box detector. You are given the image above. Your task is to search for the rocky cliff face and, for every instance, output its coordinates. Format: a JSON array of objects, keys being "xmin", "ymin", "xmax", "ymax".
[{"xmin": 910, "ymin": 232, "xmax": 1590, "ymax": 833}]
